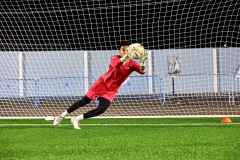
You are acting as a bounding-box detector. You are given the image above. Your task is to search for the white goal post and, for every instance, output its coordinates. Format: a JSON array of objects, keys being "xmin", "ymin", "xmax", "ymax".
[{"xmin": 0, "ymin": 0, "xmax": 239, "ymax": 118}]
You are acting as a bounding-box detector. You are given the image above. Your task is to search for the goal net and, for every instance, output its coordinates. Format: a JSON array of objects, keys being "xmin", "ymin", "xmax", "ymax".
[{"xmin": 0, "ymin": 0, "xmax": 239, "ymax": 118}]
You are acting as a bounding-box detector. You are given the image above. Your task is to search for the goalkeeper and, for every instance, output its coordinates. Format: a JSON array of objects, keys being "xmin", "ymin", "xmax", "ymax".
[{"xmin": 53, "ymin": 41, "xmax": 147, "ymax": 129}]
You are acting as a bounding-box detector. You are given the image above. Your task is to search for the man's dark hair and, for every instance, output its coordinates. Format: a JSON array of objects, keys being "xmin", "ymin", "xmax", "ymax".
[{"xmin": 118, "ymin": 41, "xmax": 131, "ymax": 50}]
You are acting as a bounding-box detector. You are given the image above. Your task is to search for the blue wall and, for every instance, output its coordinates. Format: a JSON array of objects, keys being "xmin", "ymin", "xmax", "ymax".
[
  {"xmin": 0, "ymin": 48, "xmax": 239, "ymax": 97},
  {"xmin": 152, "ymin": 48, "xmax": 216, "ymax": 94},
  {"xmin": 25, "ymin": 51, "xmax": 86, "ymax": 96},
  {"xmin": 218, "ymin": 48, "xmax": 240, "ymax": 92},
  {"xmin": 0, "ymin": 52, "xmax": 19, "ymax": 97},
  {"xmin": 0, "ymin": 52, "xmax": 19, "ymax": 79}
]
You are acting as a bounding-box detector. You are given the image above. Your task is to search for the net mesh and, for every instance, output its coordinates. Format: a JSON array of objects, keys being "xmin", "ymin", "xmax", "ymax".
[{"xmin": 0, "ymin": 0, "xmax": 239, "ymax": 117}]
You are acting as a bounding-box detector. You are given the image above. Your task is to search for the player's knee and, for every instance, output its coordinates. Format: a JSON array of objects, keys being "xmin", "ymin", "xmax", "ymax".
[
  {"xmin": 67, "ymin": 99, "xmax": 87, "ymax": 113},
  {"xmin": 96, "ymin": 105, "xmax": 108, "ymax": 115}
]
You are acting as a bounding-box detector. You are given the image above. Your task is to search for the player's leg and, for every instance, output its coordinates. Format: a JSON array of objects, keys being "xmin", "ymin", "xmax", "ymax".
[
  {"xmin": 53, "ymin": 95, "xmax": 91, "ymax": 125},
  {"xmin": 71, "ymin": 97, "xmax": 110, "ymax": 129},
  {"xmin": 67, "ymin": 96, "xmax": 92, "ymax": 113},
  {"xmin": 84, "ymin": 97, "xmax": 111, "ymax": 118}
]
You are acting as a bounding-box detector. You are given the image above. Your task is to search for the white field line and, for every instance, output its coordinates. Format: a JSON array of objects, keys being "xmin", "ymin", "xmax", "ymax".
[{"xmin": 0, "ymin": 123, "xmax": 240, "ymax": 127}]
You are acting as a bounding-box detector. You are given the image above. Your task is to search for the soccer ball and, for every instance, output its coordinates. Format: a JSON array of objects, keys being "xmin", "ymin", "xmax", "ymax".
[{"xmin": 128, "ymin": 43, "xmax": 145, "ymax": 59}]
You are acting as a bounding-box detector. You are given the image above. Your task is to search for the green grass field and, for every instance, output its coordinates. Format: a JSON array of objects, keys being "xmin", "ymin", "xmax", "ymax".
[{"xmin": 1, "ymin": 117, "xmax": 240, "ymax": 160}]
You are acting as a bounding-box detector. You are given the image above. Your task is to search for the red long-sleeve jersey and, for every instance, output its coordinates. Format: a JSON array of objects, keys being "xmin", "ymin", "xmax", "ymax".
[
  {"xmin": 100, "ymin": 55, "xmax": 145, "ymax": 91},
  {"xmin": 86, "ymin": 54, "xmax": 145, "ymax": 102}
]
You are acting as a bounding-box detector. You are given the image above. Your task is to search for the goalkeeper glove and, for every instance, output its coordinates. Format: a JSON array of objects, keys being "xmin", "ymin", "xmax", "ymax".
[
  {"xmin": 140, "ymin": 50, "xmax": 148, "ymax": 66},
  {"xmin": 120, "ymin": 48, "xmax": 131, "ymax": 62}
]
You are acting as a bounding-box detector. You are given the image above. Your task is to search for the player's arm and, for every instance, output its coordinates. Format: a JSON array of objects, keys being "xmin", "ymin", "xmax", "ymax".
[
  {"xmin": 109, "ymin": 47, "xmax": 132, "ymax": 68},
  {"xmin": 139, "ymin": 50, "xmax": 147, "ymax": 72},
  {"xmin": 120, "ymin": 47, "xmax": 131, "ymax": 62},
  {"xmin": 110, "ymin": 54, "xmax": 128, "ymax": 68},
  {"xmin": 109, "ymin": 46, "xmax": 132, "ymax": 68},
  {"xmin": 109, "ymin": 56, "xmax": 122, "ymax": 68}
]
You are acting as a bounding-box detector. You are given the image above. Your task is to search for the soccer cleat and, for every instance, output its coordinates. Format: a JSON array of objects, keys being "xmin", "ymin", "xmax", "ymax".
[
  {"xmin": 53, "ymin": 116, "xmax": 64, "ymax": 126},
  {"xmin": 71, "ymin": 117, "xmax": 81, "ymax": 130}
]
